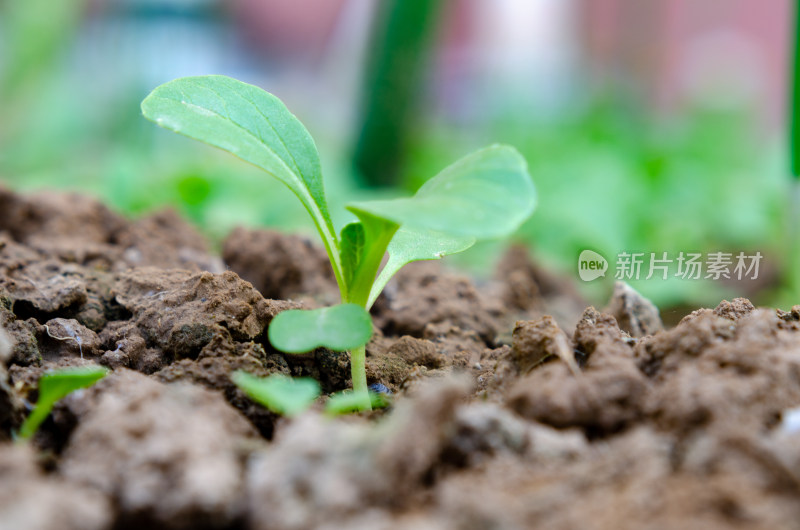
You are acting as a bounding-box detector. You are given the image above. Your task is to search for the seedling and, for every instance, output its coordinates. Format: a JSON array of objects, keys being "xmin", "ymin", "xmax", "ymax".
[
  {"xmin": 16, "ymin": 365, "xmax": 108, "ymax": 441},
  {"xmin": 232, "ymin": 371, "xmax": 320, "ymax": 417},
  {"xmin": 142, "ymin": 75, "xmax": 536, "ymax": 411},
  {"xmin": 324, "ymin": 389, "xmax": 389, "ymax": 416}
]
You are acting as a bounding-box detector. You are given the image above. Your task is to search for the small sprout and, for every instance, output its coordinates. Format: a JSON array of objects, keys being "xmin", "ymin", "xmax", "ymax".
[
  {"xmin": 232, "ymin": 371, "xmax": 320, "ymax": 417},
  {"xmin": 143, "ymin": 75, "xmax": 537, "ymax": 412},
  {"xmin": 325, "ymin": 390, "xmax": 390, "ymax": 416},
  {"xmin": 16, "ymin": 365, "xmax": 108, "ymax": 441}
]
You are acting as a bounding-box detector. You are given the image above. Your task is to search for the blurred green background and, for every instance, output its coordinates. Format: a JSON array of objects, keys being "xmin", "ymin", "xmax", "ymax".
[{"xmin": 0, "ymin": 0, "xmax": 793, "ymax": 312}]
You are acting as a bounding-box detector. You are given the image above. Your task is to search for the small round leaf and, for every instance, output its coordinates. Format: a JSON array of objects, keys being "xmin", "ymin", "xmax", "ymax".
[{"xmin": 268, "ymin": 304, "xmax": 373, "ymax": 353}]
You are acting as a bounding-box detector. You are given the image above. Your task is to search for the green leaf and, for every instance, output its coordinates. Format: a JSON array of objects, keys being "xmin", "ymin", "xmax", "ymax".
[
  {"xmin": 17, "ymin": 365, "xmax": 108, "ymax": 441},
  {"xmin": 141, "ymin": 75, "xmax": 343, "ymax": 290},
  {"xmin": 339, "ymin": 222, "xmax": 365, "ymax": 288},
  {"xmin": 341, "ymin": 211, "xmax": 399, "ymax": 307},
  {"xmin": 367, "ymin": 228, "xmax": 476, "ymax": 308},
  {"xmin": 233, "ymin": 372, "xmax": 320, "ymax": 417},
  {"xmin": 268, "ymin": 304, "xmax": 373, "ymax": 353},
  {"xmin": 325, "ymin": 390, "xmax": 390, "ymax": 415},
  {"xmin": 348, "ymin": 145, "xmax": 536, "ymax": 239}
]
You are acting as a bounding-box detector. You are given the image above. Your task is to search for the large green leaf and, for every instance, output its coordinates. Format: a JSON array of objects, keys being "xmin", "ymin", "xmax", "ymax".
[
  {"xmin": 268, "ymin": 304, "xmax": 373, "ymax": 353},
  {"xmin": 17, "ymin": 365, "xmax": 108, "ymax": 440},
  {"xmin": 232, "ymin": 372, "xmax": 320, "ymax": 417},
  {"xmin": 366, "ymin": 228, "xmax": 475, "ymax": 308},
  {"xmin": 348, "ymin": 145, "xmax": 535, "ymax": 239},
  {"xmin": 141, "ymin": 75, "xmax": 342, "ymax": 286}
]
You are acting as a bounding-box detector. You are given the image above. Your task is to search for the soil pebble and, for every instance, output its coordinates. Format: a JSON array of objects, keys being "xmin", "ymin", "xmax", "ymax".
[
  {"xmin": 510, "ymin": 315, "xmax": 573, "ymax": 373},
  {"xmin": 604, "ymin": 280, "xmax": 663, "ymax": 337}
]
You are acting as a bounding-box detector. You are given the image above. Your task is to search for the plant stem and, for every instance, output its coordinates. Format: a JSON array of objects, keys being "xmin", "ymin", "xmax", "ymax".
[{"xmin": 350, "ymin": 344, "xmax": 371, "ymax": 411}]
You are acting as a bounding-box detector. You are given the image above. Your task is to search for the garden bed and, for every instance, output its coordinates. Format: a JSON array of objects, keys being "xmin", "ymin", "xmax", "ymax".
[{"xmin": 2, "ymin": 187, "xmax": 800, "ymax": 530}]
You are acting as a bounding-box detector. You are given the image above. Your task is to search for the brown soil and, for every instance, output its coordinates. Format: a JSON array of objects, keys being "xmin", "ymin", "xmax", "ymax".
[{"xmin": 2, "ymin": 187, "xmax": 800, "ymax": 529}]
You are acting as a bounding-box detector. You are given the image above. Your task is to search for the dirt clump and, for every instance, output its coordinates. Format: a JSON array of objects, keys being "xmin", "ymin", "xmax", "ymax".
[
  {"xmin": 604, "ymin": 280, "xmax": 663, "ymax": 337},
  {"xmin": 386, "ymin": 335, "xmax": 445, "ymax": 369},
  {"xmin": 507, "ymin": 308, "xmax": 648, "ymax": 436},
  {"xmin": 112, "ymin": 268, "xmax": 294, "ymax": 362},
  {"xmin": 0, "ymin": 187, "xmax": 219, "ymax": 272},
  {"xmin": 713, "ymin": 297, "xmax": 756, "ymax": 321},
  {"xmin": 222, "ymin": 226, "xmax": 337, "ymax": 304},
  {"xmin": 61, "ymin": 370, "xmax": 258, "ymax": 529},
  {"xmin": 115, "ymin": 209, "xmax": 225, "ymax": 272},
  {"xmin": 0, "ymin": 326, "xmax": 22, "ymax": 439},
  {"xmin": 371, "ymin": 261, "xmax": 501, "ymax": 342},
  {"xmin": 510, "ymin": 315, "xmax": 573, "ymax": 373},
  {"xmin": 641, "ymin": 305, "xmax": 800, "ymax": 437},
  {"xmin": 38, "ymin": 318, "xmax": 100, "ymax": 360},
  {"xmin": 0, "ymin": 443, "xmax": 112, "ymax": 530},
  {"xmin": 155, "ymin": 331, "xmax": 290, "ymax": 437},
  {"xmin": 433, "ymin": 425, "xmax": 800, "ymax": 530},
  {"xmin": 246, "ymin": 376, "xmax": 545, "ymax": 529}
]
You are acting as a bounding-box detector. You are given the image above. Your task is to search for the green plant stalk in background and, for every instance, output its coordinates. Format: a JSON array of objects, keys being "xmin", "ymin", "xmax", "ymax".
[
  {"xmin": 788, "ymin": 0, "xmax": 800, "ymax": 303},
  {"xmin": 142, "ymin": 75, "xmax": 536, "ymax": 412},
  {"xmin": 353, "ymin": 0, "xmax": 443, "ymax": 186}
]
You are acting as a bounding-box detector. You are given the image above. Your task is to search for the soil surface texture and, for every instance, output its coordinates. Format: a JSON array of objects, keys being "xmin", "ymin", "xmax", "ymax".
[{"xmin": 2, "ymin": 188, "xmax": 800, "ymax": 530}]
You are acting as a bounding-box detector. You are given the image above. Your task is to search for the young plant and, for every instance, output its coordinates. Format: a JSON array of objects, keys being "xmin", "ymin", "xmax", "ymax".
[
  {"xmin": 232, "ymin": 371, "xmax": 320, "ymax": 417},
  {"xmin": 16, "ymin": 365, "xmax": 108, "ymax": 441},
  {"xmin": 232, "ymin": 370, "xmax": 388, "ymax": 417},
  {"xmin": 142, "ymin": 75, "xmax": 536, "ymax": 410}
]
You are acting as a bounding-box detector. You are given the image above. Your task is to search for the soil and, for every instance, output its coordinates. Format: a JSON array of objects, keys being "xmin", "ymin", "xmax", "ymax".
[{"xmin": 2, "ymin": 187, "xmax": 800, "ymax": 529}]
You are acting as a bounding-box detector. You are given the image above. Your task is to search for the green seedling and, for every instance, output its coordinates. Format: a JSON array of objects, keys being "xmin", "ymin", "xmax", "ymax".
[
  {"xmin": 142, "ymin": 75, "xmax": 536, "ymax": 411},
  {"xmin": 233, "ymin": 371, "xmax": 389, "ymax": 417},
  {"xmin": 232, "ymin": 371, "xmax": 320, "ymax": 417},
  {"xmin": 16, "ymin": 365, "xmax": 108, "ymax": 441},
  {"xmin": 324, "ymin": 389, "xmax": 390, "ymax": 416}
]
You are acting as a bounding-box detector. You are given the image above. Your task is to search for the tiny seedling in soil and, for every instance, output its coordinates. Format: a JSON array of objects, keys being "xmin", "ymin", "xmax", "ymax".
[
  {"xmin": 142, "ymin": 75, "xmax": 536, "ymax": 412},
  {"xmin": 16, "ymin": 365, "xmax": 108, "ymax": 441},
  {"xmin": 232, "ymin": 371, "xmax": 320, "ymax": 417},
  {"xmin": 233, "ymin": 371, "xmax": 389, "ymax": 417}
]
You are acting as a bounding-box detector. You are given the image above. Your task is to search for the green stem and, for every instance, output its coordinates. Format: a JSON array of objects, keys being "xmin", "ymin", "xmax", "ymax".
[
  {"xmin": 350, "ymin": 344, "xmax": 371, "ymax": 411},
  {"xmin": 304, "ymin": 206, "xmax": 346, "ymax": 302}
]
